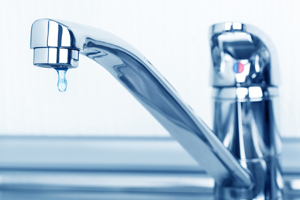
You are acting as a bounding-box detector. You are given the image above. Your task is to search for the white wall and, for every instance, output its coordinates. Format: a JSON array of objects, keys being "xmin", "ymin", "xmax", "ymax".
[{"xmin": 0, "ymin": 0, "xmax": 299, "ymax": 137}]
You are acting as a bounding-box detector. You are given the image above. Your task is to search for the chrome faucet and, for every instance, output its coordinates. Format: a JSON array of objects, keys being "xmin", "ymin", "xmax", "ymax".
[
  {"xmin": 30, "ymin": 19, "xmax": 282, "ymax": 199},
  {"xmin": 210, "ymin": 23, "xmax": 282, "ymax": 199}
]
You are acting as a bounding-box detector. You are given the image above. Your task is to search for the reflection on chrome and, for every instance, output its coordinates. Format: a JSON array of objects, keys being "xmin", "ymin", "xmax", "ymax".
[
  {"xmin": 30, "ymin": 19, "xmax": 281, "ymax": 199},
  {"xmin": 290, "ymin": 180, "xmax": 300, "ymax": 190},
  {"xmin": 211, "ymin": 22, "xmax": 282, "ymax": 199}
]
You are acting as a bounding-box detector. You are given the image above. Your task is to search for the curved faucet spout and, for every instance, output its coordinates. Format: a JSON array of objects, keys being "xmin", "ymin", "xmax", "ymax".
[{"xmin": 30, "ymin": 19, "xmax": 253, "ymax": 187}]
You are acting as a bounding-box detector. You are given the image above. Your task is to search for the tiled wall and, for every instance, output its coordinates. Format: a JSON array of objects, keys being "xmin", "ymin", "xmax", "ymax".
[{"xmin": 0, "ymin": 0, "xmax": 299, "ymax": 137}]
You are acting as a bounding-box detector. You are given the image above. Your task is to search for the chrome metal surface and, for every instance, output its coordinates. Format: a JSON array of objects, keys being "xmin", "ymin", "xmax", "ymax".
[
  {"xmin": 212, "ymin": 87, "xmax": 278, "ymax": 101},
  {"xmin": 210, "ymin": 22, "xmax": 279, "ymax": 87},
  {"xmin": 30, "ymin": 19, "xmax": 252, "ymax": 188},
  {"xmin": 30, "ymin": 19, "xmax": 282, "ymax": 199},
  {"xmin": 0, "ymin": 137, "xmax": 299, "ymax": 200},
  {"xmin": 212, "ymin": 91, "xmax": 281, "ymax": 159},
  {"xmin": 210, "ymin": 22, "xmax": 282, "ymax": 199},
  {"xmin": 33, "ymin": 47, "xmax": 79, "ymax": 68}
]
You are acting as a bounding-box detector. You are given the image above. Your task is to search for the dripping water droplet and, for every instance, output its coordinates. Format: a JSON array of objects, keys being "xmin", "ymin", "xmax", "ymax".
[{"xmin": 55, "ymin": 68, "xmax": 68, "ymax": 92}]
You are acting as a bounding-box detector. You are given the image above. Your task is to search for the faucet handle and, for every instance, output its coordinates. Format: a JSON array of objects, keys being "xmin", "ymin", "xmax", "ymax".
[{"xmin": 209, "ymin": 22, "xmax": 279, "ymax": 88}]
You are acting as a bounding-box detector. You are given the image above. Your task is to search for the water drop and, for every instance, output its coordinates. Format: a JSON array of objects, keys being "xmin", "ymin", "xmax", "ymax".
[{"xmin": 55, "ymin": 68, "xmax": 68, "ymax": 92}]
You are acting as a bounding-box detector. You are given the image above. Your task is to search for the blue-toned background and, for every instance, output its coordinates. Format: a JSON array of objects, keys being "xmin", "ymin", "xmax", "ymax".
[{"xmin": 0, "ymin": 0, "xmax": 298, "ymax": 137}]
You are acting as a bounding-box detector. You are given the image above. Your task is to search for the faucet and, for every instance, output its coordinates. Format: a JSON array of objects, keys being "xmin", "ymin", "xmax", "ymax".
[{"xmin": 30, "ymin": 19, "xmax": 282, "ymax": 199}]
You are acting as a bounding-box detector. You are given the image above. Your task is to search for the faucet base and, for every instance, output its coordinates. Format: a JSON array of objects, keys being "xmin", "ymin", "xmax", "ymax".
[{"xmin": 214, "ymin": 156, "xmax": 283, "ymax": 200}]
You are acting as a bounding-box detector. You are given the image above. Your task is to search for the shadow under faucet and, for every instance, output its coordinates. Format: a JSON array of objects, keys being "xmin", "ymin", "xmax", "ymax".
[{"xmin": 30, "ymin": 19, "xmax": 282, "ymax": 199}]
